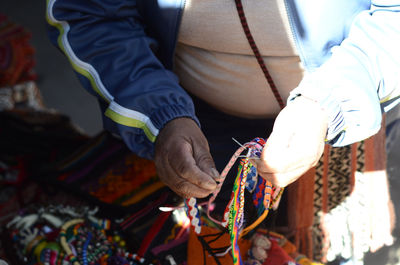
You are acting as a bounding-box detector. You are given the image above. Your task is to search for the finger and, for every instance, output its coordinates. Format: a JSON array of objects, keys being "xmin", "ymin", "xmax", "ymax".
[
  {"xmin": 254, "ymin": 152, "xmax": 319, "ymax": 182},
  {"xmin": 192, "ymin": 139, "xmax": 222, "ymax": 182},
  {"xmin": 167, "ymin": 176, "xmax": 215, "ymax": 198},
  {"xmin": 261, "ymin": 133, "xmax": 321, "ymax": 173},
  {"xmin": 160, "ymin": 155, "xmax": 215, "ymax": 199},
  {"xmin": 169, "ymin": 142, "xmax": 217, "ymax": 191},
  {"xmin": 256, "ymin": 165, "xmax": 311, "ymax": 187}
]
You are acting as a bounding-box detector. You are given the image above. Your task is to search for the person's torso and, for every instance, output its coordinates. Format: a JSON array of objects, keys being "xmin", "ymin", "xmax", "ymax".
[
  {"xmin": 139, "ymin": 0, "xmax": 370, "ymax": 71},
  {"xmin": 138, "ymin": 0, "xmax": 371, "ymax": 117},
  {"xmin": 174, "ymin": 0, "xmax": 303, "ymax": 118}
]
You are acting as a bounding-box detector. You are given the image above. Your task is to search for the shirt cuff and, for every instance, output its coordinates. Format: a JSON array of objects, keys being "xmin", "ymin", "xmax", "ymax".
[{"xmin": 287, "ymin": 74, "xmax": 346, "ymax": 144}]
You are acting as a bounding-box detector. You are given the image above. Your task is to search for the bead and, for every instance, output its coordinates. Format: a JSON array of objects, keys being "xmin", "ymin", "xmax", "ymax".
[
  {"xmin": 25, "ymin": 235, "xmax": 45, "ymax": 255},
  {"xmin": 113, "ymin": 235, "xmax": 121, "ymax": 242},
  {"xmin": 34, "ymin": 241, "xmax": 48, "ymax": 263}
]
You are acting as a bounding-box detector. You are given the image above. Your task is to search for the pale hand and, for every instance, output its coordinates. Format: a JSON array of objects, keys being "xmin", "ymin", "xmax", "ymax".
[
  {"xmin": 154, "ymin": 118, "xmax": 221, "ymax": 198},
  {"xmin": 252, "ymin": 96, "xmax": 329, "ymax": 187}
]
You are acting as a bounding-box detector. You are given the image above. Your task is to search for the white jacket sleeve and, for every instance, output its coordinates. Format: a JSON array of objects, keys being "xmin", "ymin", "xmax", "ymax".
[{"xmin": 289, "ymin": 3, "xmax": 400, "ymax": 146}]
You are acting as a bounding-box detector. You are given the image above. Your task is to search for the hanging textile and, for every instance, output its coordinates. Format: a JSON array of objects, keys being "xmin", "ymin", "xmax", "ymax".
[{"xmin": 287, "ymin": 121, "xmax": 395, "ymax": 263}]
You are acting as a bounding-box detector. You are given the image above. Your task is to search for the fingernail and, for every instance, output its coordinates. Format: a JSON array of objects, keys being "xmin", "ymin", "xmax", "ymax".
[
  {"xmin": 211, "ymin": 168, "xmax": 222, "ymax": 181},
  {"xmin": 205, "ymin": 180, "xmax": 217, "ymax": 190}
]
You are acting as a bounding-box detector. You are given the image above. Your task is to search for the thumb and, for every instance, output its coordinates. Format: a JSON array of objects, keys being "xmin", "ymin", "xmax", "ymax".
[{"xmin": 192, "ymin": 141, "xmax": 222, "ymax": 182}]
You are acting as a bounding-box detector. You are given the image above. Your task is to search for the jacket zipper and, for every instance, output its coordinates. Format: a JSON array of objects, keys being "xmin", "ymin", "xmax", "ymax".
[
  {"xmin": 283, "ymin": 0, "xmax": 307, "ymax": 70},
  {"xmin": 171, "ymin": 0, "xmax": 186, "ymax": 69}
]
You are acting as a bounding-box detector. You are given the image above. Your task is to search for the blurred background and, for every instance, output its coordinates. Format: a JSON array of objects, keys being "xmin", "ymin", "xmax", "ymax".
[
  {"xmin": 2, "ymin": 1, "xmax": 400, "ymax": 264},
  {"xmin": 2, "ymin": 0, "xmax": 103, "ymax": 136}
]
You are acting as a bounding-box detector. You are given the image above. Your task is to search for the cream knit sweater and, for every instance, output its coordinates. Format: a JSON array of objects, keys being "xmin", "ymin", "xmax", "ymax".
[{"xmin": 175, "ymin": 0, "xmax": 304, "ymax": 118}]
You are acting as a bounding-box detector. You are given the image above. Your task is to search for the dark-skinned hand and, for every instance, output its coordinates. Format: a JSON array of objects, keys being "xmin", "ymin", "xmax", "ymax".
[{"xmin": 154, "ymin": 117, "xmax": 221, "ymax": 198}]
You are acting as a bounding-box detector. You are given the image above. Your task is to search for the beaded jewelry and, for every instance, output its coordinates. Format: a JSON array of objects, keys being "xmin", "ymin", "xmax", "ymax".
[
  {"xmin": 60, "ymin": 219, "xmax": 84, "ymax": 265},
  {"xmin": 7, "ymin": 205, "xmax": 152, "ymax": 265}
]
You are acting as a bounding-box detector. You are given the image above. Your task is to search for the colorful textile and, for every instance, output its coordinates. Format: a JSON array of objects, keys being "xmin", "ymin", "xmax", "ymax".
[
  {"xmin": 0, "ymin": 81, "xmax": 44, "ymax": 111},
  {"xmin": 0, "ymin": 109, "xmax": 88, "ymax": 184},
  {"xmin": 0, "ymin": 14, "xmax": 36, "ymax": 86},
  {"xmin": 263, "ymin": 240, "xmax": 295, "ymax": 265},
  {"xmin": 187, "ymin": 226, "xmax": 251, "ymax": 265},
  {"xmin": 286, "ymin": 123, "xmax": 395, "ymax": 263},
  {"xmin": 40, "ymin": 132, "xmax": 167, "ymax": 211}
]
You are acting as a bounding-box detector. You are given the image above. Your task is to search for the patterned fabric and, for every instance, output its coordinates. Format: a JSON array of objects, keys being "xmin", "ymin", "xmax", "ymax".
[
  {"xmin": 41, "ymin": 132, "xmax": 168, "ymax": 211},
  {"xmin": 312, "ymin": 144, "xmax": 354, "ymax": 261},
  {"xmin": 0, "ymin": 14, "xmax": 36, "ymax": 87},
  {"xmin": 288, "ymin": 124, "xmax": 395, "ymax": 264},
  {"xmin": 312, "ymin": 156, "xmax": 325, "ymax": 261},
  {"xmin": 0, "ymin": 81, "xmax": 44, "ymax": 111}
]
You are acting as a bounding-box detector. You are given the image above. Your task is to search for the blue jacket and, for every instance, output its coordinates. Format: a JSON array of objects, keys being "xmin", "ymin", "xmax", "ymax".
[{"xmin": 46, "ymin": 0, "xmax": 400, "ymax": 159}]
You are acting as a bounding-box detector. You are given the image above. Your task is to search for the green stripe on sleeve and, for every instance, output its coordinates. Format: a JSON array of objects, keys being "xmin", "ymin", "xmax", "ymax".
[
  {"xmin": 105, "ymin": 108, "xmax": 157, "ymax": 143},
  {"xmin": 45, "ymin": 0, "xmax": 109, "ymax": 102}
]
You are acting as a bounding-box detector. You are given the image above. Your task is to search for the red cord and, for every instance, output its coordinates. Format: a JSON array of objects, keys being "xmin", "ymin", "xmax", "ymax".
[{"xmin": 234, "ymin": 0, "xmax": 285, "ymax": 110}]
